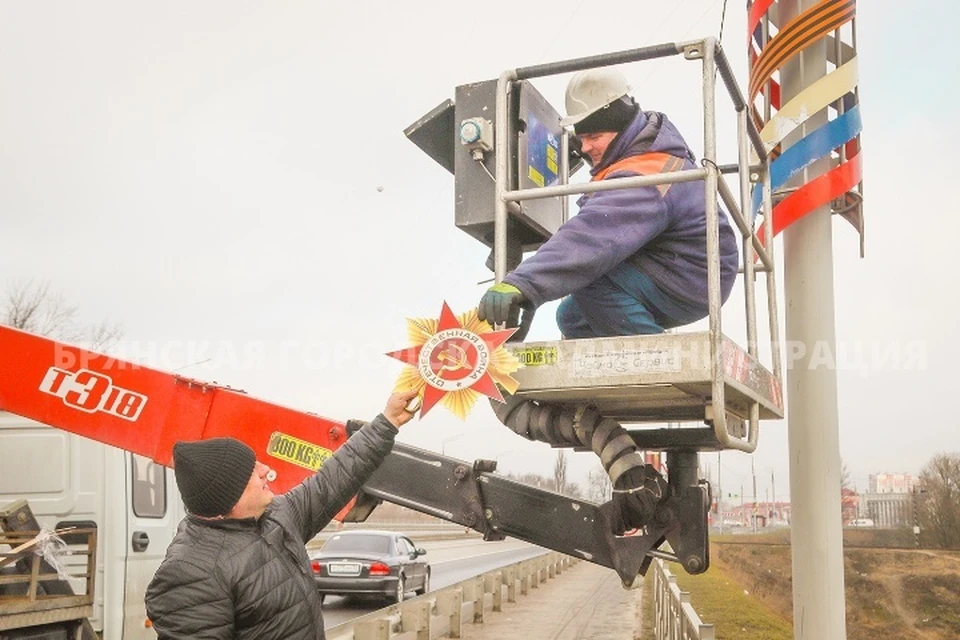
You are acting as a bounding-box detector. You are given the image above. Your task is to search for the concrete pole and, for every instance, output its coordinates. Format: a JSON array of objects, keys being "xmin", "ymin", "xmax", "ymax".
[
  {"xmin": 740, "ymin": 484, "xmax": 745, "ymax": 527},
  {"xmin": 772, "ymin": 470, "xmax": 777, "ymax": 523},
  {"xmin": 717, "ymin": 453, "xmax": 723, "ymax": 535},
  {"xmin": 778, "ymin": 1, "xmax": 848, "ymax": 638},
  {"xmin": 912, "ymin": 488, "xmax": 921, "ymax": 548}
]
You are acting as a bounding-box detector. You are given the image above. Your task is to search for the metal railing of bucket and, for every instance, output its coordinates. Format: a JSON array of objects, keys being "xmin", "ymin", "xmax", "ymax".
[{"xmin": 490, "ymin": 37, "xmax": 783, "ymax": 454}]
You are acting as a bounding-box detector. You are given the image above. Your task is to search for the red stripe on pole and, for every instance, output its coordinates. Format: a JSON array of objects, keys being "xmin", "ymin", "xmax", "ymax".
[
  {"xmin": 748, "ymin": 0, "xmax": 777, "ymax": 41},
  {"xmin": 762, "ymin": 151, "xmax": 862, "ymax": 243}
]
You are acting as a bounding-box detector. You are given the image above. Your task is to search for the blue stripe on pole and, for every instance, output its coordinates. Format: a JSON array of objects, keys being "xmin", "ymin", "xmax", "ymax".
[{"xmin": 751, "ymin": 104, "xmax": 862, "ymax": 218}]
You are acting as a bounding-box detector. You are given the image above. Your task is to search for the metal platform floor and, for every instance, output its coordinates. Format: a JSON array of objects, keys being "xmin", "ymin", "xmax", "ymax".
[{"xmin": 507, "ymin": 331, "xmax": 783, "ymax": 426}]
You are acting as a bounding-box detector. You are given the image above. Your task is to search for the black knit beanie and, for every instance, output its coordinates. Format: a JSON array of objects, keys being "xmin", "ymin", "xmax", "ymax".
[
  {"xmin": 574, "ymin": 96, "xmax": 640, "ymax": 136},
  {"xmin": 173, "ymin": 437, "xmax": 256, "ymax": 517}
]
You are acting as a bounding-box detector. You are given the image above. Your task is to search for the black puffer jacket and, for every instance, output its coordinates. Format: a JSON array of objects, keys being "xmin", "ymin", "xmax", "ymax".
[{"xmin": 145, "ymin": 415, "xmax": 397, "ymax": 639}]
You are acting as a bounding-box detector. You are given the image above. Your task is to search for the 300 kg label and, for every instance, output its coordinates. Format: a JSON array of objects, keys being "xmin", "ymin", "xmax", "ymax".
[
  {"xmin": 267, "ymin": 432, "xmax": 333, "ymax": 472},
  {"xmin": 39, "ymin": 367, "xmax": 148, "ymax": 421},
  {"xmin": 511, "ymin": 346, "xmax": 558, "ymax": 366}
]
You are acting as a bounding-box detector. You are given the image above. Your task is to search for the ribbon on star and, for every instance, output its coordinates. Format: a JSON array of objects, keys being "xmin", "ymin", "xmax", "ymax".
[{"xmin": 386, "ymin": 302, "xmax": 521, "ymax": 419}]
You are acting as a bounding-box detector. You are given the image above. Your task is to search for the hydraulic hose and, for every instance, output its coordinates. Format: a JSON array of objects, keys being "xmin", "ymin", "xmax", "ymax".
[{"xmin": 490, "ymin": 394, "xmax": 669, "ymax": 533}]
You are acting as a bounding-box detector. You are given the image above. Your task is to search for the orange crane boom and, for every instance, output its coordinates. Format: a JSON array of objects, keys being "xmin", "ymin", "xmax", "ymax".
[{"xmin": 0, "ymin": 325, "xmax": 349, "ymax": 500}]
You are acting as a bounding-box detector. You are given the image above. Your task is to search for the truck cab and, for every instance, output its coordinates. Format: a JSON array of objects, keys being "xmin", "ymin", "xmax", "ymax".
[{"xmin": 0, "ymin": 411, "xmax": 183, "ymax": 640}]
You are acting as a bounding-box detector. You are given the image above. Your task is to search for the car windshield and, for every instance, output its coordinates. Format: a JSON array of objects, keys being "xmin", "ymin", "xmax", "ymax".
[{"xmin": 322, "ymin": 534, "xmax": 391, "ymax": 555}]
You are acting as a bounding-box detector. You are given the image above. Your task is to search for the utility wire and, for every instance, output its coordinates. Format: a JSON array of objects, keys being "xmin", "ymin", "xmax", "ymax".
[
  {"xmin": 718, "ymin": 0, "xmax": 730, "ymax": 46},
  {"xmin": 536, "ymin": 0, "xmax": 589, "ymax": 61}
]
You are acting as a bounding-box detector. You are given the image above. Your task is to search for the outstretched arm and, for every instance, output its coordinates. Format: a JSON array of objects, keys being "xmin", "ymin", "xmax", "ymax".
[{"xmin": 280, "ymin": 389, "xmax": 419, "ymax": 541}]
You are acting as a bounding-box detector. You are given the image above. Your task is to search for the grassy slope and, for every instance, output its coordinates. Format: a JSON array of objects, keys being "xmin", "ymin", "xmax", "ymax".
[
  {"xmin": 671, "ymin": 560, "xmax": 793, "ymax": 640},
  {"xmin": 667, "ymin": 533, "xmax": 960, "ymax": 640}
]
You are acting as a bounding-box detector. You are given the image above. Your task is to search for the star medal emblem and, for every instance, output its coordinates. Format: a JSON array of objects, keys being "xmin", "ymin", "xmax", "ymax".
[{"xmin": 386, "ymin": 302, "xmax": 521, "ymax": 419}]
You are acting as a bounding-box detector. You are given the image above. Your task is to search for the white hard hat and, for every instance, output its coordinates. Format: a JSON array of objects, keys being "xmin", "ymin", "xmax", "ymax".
[{"xmin": 560, "ymin": 68, "xmax": 632, "ymax": 128}]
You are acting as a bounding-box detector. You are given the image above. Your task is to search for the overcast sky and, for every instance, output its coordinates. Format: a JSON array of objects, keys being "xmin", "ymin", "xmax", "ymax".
[{"xmin": 1, "ymin": 0, "xmax": 956, "ymax": 502}]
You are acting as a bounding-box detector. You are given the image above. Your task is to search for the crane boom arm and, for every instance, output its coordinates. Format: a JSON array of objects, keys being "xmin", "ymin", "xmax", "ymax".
[{"xmin": 0, "ymin": 325, "xmax": 708, "ymax": 582}]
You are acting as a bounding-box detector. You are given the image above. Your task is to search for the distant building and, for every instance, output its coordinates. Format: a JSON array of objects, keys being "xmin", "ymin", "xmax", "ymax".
[
  {"xmin": 858, "ymin": 492, "xmax": 912, "ymax": 528},
  {"xmin": 868, "ymin": 472, "xmax": 919, "ymax": 494},
  {"xmin": 857, "ymin": 472, "xmax": 918, "ymax": 528},
  {"xmin": 717, "ymin": 501, "xmax": 791, "ymax": 528}
]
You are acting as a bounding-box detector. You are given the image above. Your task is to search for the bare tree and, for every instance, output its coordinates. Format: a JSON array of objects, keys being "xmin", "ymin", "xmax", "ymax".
[
  {"xmin": 3, "ymin": 281, "xmax": 122, "ymax": 351},
  {"xmin": 587, "ymin": 468, "xmax": 613, "ymax": 503},
  {"xmin": 553, "ymin": 450, "xmax": 567, "ymax": 496},
  {"xmin": 563, "ymin": 482, "xmax": 584, "ymax": 499},
  {"xmin": 505, "ymin": 471, "xmax": 550, "ymax": 490},
  {"xmin": 918, "ymin": 452, "xmax": 960, "ymax": 549},
  {"xmin": 841, "ymin": 459, "xmax": 852, "ymax": 492},
  {"xmin": 838, "ymin": 459, "xmax": 859, "ymax": 524},
  {"xmin": 5, "ymin": 281, "xmax": 78, "ymax": 339}
]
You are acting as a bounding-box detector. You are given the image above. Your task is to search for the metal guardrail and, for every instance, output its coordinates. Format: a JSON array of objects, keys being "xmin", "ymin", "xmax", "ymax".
[
  {"xmin": 653, "ymin": 558, "xmax": 714, "ymax": 640},
  {"xmin": 325, "ymin": 552, "xmax": 577, "ymax": 640}
]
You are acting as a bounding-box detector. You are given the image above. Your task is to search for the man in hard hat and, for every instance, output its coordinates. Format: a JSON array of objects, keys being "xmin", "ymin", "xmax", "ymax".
[{"xmin": 478, "ymin": 67, "xmax": 739, "ymax": 338}]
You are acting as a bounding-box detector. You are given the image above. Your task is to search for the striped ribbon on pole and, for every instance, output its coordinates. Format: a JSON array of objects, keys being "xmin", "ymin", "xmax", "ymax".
[{"xmin": 747, "ymin": 0, "xmax": 864, "ymax": 255}]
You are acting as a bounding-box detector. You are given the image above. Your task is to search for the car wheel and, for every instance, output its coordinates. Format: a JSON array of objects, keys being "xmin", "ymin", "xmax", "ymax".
[
  {"xmin": 416, "ymin": 569, "xmax": 430, "ymax": 595},
  {"xmin": 393, "ymin": 576, "xmax": 406, "ymax": 604}
]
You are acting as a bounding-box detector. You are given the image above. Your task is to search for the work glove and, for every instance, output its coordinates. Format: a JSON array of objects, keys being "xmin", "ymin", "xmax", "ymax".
[
  {"xmin": 478, "ymin": 282, "xmax": 534, "ymax": 342},
  {"xmin": 479, "ymin": 282, "xmax": 524, "ymax": 326}
]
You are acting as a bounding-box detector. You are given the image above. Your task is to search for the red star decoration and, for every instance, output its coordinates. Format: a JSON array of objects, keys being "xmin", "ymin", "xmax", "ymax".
[{"xmin": 386, "ymin": 302, "xmax": 517, "ymax": 417}]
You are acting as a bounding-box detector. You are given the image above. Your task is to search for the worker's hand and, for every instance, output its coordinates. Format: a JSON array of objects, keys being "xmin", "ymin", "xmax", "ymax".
[
  {"xmin": 383, "ymin": 389, "xmax": 421, "ymax": 429},
  {"xmin": 478, "ymin": 282, "xmax": 525, "ymax": 327}
]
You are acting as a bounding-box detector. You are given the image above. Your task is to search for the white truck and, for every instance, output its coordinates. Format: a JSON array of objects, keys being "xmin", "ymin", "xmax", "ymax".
[{"xmin": 0, "ymin": 411, "xmax": 181, "ymax": 640}]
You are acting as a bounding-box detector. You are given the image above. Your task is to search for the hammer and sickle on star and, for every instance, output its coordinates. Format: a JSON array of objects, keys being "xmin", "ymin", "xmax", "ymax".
[{"xmin": 437, "ymin": 342, "xmax": 470, "ymax": 373}]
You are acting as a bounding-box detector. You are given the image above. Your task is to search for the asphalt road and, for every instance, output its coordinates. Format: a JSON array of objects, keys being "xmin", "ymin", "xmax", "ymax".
[{"xmin": 321, "ymin": 537, "xmax": 544, "ymax": 628}]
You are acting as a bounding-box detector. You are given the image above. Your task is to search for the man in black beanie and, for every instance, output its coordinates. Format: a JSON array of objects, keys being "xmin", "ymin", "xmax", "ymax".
[
  {"xmin": 479, "ymin": 66, "xmax": 739, "ymax": 339},
  {"xmin": 145, "ymin": 388, "xmax": 418, "ymax": 639}
]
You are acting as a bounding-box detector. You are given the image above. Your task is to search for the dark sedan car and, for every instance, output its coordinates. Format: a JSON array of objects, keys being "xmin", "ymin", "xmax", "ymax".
[{"xmin": 310, "ymin": 530, "xmax": 430, "ymax": 604}]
